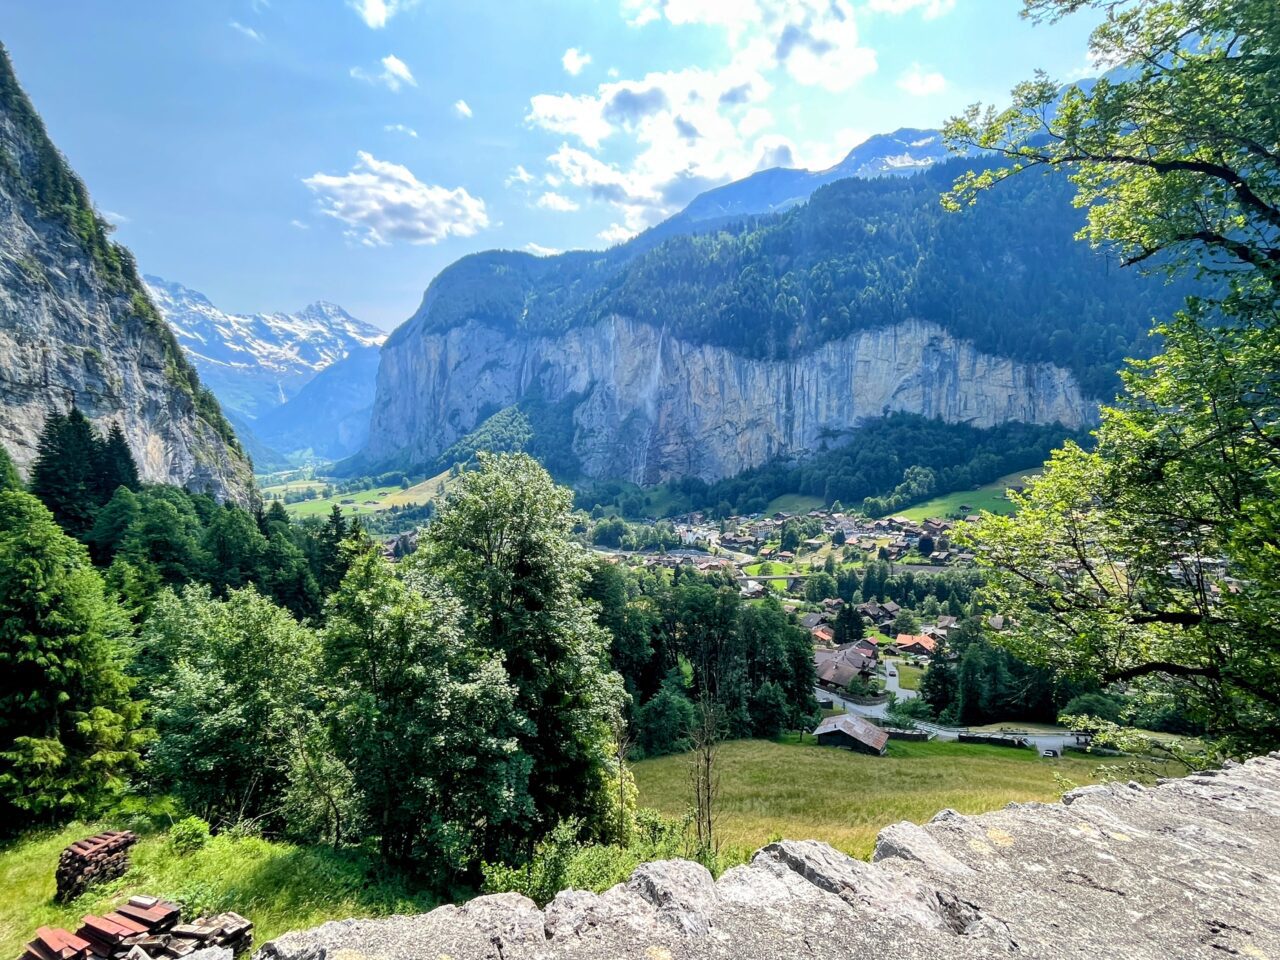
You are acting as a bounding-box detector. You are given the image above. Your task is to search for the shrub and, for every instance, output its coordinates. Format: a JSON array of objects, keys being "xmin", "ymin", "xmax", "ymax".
[{"xmin": 168, "ymin": 816, "xmax": 211, "ymax": 855}]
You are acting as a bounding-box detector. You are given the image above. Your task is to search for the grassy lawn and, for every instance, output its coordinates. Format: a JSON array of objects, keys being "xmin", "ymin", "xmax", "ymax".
[
  {"xmin": 0, "ymin": 823, "xmax": 434, "ymax": 959},
  {"xmin": 894, "ymin": 661, "xmax": 926, "ymax": 691},
  {"xmin": 765, "ymin": 493, "xmax": 825, "ymax": 515},
  {"xmin": 894, "ymin": 467, "xmax": 1043, "ymax": 521},
  {"xmin": 632, "ymin": 737, "xmax": 1152, "ymax": 861}
]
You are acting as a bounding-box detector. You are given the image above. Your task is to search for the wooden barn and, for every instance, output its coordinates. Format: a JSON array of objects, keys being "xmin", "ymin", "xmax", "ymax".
[{"xmin": 813, "ymin": 714, "xmax": 889, "ymax": 756}]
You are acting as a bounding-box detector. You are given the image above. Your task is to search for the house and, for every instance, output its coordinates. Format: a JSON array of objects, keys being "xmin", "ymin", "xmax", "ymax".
[
  {"xmin": 740, "ymin": 580, "xmax": 766, "ymax": 599},
  {"xmin": 800, "ymin": 612, "xmax": 825, "ymax": 629},
  {"xmin": 895, "ymin": 633, "xmax": 937, "ymax": 656},
  {"xmin": 815, "ymin": 649, "xmax": 875, "ymax": 689},
  {"xmin": 811, "ymin": 625, "xmax": 836, "ymax": 645},
  {"xmin": 813, "ymin": 714, "xmax": 889, "ymax": 756}
]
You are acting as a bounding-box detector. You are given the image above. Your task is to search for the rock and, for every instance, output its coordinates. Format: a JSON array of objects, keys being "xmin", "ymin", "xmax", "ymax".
[
  {"xmin": 257, "ymin": 754, "xmax": 1280, "ymax": 960},
  {"xmin": 361, "ymin": 316, "xmax": 1096, "ymax": 485},
  {"xmin": 186, "ymin": 948, "xmax": 232, "ymax": 960},
  {"xmin": 0, "ymin": 50, "xmax": 252, "ymax": 502}
]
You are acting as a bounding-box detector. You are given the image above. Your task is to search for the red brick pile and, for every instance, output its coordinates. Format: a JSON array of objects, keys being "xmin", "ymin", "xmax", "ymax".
[
  {"xmin": 21, "ymin": 897, "xmax": 252, "ymax": 960},
  {"xmin": 55, "ymin": 832, "xmax": 140, "ymax": 903}
]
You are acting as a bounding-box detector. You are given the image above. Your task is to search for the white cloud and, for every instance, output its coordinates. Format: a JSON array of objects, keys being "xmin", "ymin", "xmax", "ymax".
[
  {"xmin": 505, "ymin": 164, "xmax": 536, "ymax": 186},
  {"xmin": 536, "ymin": 191, "xmax": 581, "ymax": 212},
  {"xmin": 303, "ymin": 151, "xmax": 489, "ymax": 246},
  {"xmin": 454, "ymin": 99, "xmax": 473, "ymax": 118},
  {"xmin": 524, "ymin": 242, "xmax": 562, "ymax": 256},
  {"xmin": 562, "ymin": 47, "xmax": 593, "ymax": 76},
  {"xmin": 101, "ymin": 210, "xmax": 130, "ymax": 226},
  {"xmin": 229, "ymin": 20, "xmax": 263, "ymax": 41},
  {"xmin": 351, "ymin": 54, "xmax": 417, "ymax": 92},
  {"xmin": 598, "ymin": 222, "xmax": 635, "ymax": 245},
  {"xmin": 348, "ymin": 0, "xmax": 419, "ymax": 28},
  {"xmin": 897, "ymin": 63, "xmax": 946, "ymax": 96},
  {"xmin": 385, "ymin": 123, "xmax": 419, "ymax": 137},
  {"xmin": 520, "ymin": 0, "xmax": 884, "ymax": 235},
  {"xmin": 290, "ymin": 218, "xmax": 310, "ymax": 230},
  {"xmin": 867, "ymin": 0, "xmax": 955, "ymax": 18}
]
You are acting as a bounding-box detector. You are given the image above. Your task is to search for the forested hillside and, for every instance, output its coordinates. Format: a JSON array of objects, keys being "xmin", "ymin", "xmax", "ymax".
[{"xmin": 397, "ymin": 155, "xmax": 1193, "ymax": 400}]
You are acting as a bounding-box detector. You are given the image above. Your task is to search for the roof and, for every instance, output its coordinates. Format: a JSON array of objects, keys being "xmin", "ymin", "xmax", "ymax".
[
  {"xmin": 813, "ymin": 713, "xmax": 889, "ymax": 752},
  {"xmin": 896, "ymin": 633, "xmax": 937, "ymax": 652}
]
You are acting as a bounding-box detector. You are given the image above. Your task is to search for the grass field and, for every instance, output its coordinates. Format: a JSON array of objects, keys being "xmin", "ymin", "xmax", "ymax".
[
  {"xmin": 893, "ymin": 467, "xmax": 1043, "ymax": 521},
  {"xmin": 632, "ymin": 737, "xmax": 1150, "ymax": 860},
  {"xmin": 0, "ymin": 823, "xmax": 434, "ymax": 959},
  {"xmin": 260, "ymin": 468, "xmax": 458, "ymax": 521}
]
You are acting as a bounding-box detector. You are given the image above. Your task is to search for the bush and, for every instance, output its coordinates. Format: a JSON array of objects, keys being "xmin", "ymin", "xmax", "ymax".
[
  {"xmin": 481, "ymin": 818, "xmax": 581, "ymax": 907},
  {"xmin": 1059, "ymin": 693, "xmax": 1125, "ymax": 725},
  {"xmin": 168, "ymin": 816, "xmax": 211, "ymax": 855}
]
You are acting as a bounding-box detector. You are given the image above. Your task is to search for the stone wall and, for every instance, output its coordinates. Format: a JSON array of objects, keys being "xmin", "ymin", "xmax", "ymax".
[{"xmin": 258, "ymin": 754, "xmax": 1280, "ymax": 960}]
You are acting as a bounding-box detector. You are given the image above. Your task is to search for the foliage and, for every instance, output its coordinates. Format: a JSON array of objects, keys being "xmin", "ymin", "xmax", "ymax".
[
  {"xmin": 168, "ymin": 816, "xmax": 212, "ymax": 855},
  {"xmin": 320, "ymin": 547, "xmax": 526, "ymax": 877},
  {"xmin": 140, "ymin": 585, "xmax": 319, "ymax": 830},
  {"xmin": 416, "ymin": 453, "xmax": 625, "ymax": 852},
  {"xmin": 948, "ymin": 0, "xmax": 1280, "ymax": 754},
  {"xmin": 590, "ymin": 415, "xmax": 1087, "ymax": 518},
  {"xmin": 0, "ymin": 490, "xmax": 145, "ymax": 826}
]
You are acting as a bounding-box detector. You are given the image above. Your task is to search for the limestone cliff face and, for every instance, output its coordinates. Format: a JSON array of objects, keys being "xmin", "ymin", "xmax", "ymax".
[
  {"xmin": 0, "ymin": 46, "xmax": 253, "ymax": 503},
  {"xmin": 363, "ymin": 316, "xmax": 1095, "ymax": 483}
]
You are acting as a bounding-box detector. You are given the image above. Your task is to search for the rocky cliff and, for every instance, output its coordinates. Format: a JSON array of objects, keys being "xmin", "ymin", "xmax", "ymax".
[
  {"xmin": 362, "ymin": 316, "xmax": 1094, "ymax": 484},
  {"xmin": 260, "ymin": 754, "xmax": 1280, "ymax": 960},
  {"xmin": 0, "ymin": 46, "xmax": 253, "ymax": 502}
]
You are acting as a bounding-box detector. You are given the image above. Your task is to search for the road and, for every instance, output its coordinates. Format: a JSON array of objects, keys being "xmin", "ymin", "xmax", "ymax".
[{"xmin": 814, "ymin": 686, "xmax": 1080, "ymax": 755}]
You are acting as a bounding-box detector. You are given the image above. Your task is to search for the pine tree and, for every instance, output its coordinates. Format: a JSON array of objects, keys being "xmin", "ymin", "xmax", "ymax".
[
  {"xmin": 0, "ymin": 489, "xmax": 144, "ymax": 824},
  {"xmin": 95, "ymin": 423, "xmax": 139, "ymax": 500},
  {"xmin": 30, "ymin": 409, "xmax": 101, "ymax": 537}
]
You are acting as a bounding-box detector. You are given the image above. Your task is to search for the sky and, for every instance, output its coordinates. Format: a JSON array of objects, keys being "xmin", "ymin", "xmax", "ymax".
[{"xmin": 6, "ymin": 1, "xmax": 1103, "ymax": 331}]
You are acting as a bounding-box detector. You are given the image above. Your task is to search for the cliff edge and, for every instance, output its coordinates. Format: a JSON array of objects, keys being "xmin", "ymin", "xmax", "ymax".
[{"xmin": 258, "ymin": 754, "xmax": 1280, "ymax": 960}]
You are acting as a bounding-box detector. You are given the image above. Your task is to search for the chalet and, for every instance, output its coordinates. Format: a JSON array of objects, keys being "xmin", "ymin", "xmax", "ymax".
[
  {"xmin": 811, "ymin": 625, "xmax": 836, "ymax": 645},
  {"xmin": 800, "ymin": 612, "xmax": 825, "ymax": 629},
  {"xmin": 813, "ymin": 714, "xmax": 889, "ymax": 756},
  {"xmin": 895, "ymin": 633, "xmax": 937, "ymax": 657},
  {"xmin": 802, "ymin": 538, "xmax": 825, "ymax": 552},
  {"xmin": 740, "ymin": 580, "xmax": 766, "ymax": 600}
]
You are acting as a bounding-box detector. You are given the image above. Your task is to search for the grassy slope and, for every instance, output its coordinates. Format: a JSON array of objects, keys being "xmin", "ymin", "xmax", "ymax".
[
  {"xmin": 261, "ymin": 468, "xmax": 458, "ymax": 520},
  {"xmin": 632, "ymin": 737, "xmax": 1142, "ymax": 859},
  {"xmin": 893, "ymin": 467, "xmax": 1043, "ymax": 521},
  {"xmin": 0, "ymin": 823, "xmax": 433, "ymax": 957}
]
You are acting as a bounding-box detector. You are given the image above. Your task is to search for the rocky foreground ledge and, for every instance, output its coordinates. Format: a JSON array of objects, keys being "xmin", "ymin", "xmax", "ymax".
[{"xmin": 258, "ymin": 755, "xmax": 1280, "ymax": 960}]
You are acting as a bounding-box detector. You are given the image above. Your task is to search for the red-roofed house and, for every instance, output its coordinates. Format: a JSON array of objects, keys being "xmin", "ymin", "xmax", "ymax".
[{"xmin": 895, "ymin": 633, "xmax": 937, "ymax": 656}]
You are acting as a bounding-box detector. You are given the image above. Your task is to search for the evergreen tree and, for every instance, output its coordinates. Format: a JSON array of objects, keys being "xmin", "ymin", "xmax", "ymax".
[
  {"xmin": 0, "ymin": 489, "xmax": 144, "ymax": 825},
  {"xmin": 95, "ymin": 423, "xmax": 139, "ymax": 500},
  {"xmin": 0, "ymin": 446, "xmax": 20, "ymax": 491},
  {"xmin": 30, "ymin": 409, "xmax": 101, "ymax": 537}
]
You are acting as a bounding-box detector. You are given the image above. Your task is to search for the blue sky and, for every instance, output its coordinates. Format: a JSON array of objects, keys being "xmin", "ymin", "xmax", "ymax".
[{"xmin": 6, "ymin": 1, "xmax": 1101, "ymax": 331}]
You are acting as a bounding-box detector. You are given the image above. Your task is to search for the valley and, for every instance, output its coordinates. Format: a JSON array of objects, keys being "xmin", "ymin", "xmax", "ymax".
[{"xmin": 2, "ymin": 3, "xmax": 1277, "ymax": 958}]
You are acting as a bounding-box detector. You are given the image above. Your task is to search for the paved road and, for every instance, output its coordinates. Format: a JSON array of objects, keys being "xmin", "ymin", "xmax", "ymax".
[
  {"xmin": 881, "ymin": 662, "xmax": 919, "ymax": 700},
  {"xmin": 815, "ymin": 686, "xmax": 1080, "ymax": 755}
]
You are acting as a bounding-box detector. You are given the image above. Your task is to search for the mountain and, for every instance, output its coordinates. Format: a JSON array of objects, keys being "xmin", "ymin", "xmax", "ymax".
[
  {"xmin": 144, "ymin": 276, "xmax": 385, "ymax": 423},
  {"xmin": 353, "ymin": 154, "xmax": 1191, "ymax": 485},
  {"xmin": 251, "ymin": 344, "xmax": 383, "ymax": 461},
  {"xmin": 0, "ymin": 45, "xmax": 253, "ymax": 502},
  {"xmin": 675, "ymin": 127, "xmax": 951, "ymax": 224}
]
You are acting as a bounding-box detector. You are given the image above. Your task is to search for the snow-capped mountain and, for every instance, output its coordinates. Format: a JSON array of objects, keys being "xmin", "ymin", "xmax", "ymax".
[{"xmin": 144, "ymin": 275, "xmax": 385, "ymax": 422}]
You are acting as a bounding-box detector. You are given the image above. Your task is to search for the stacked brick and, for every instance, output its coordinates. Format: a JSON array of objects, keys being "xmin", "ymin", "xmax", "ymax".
[
  {"xmin": 20, "ymin": 897, "xmax": 252, "ymax": 960},
  {"xmin": 55, "ymin": 832, "xmax": 140, "ymax": 903}
]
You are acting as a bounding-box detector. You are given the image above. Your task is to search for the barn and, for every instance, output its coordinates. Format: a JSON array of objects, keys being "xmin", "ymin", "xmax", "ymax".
[{"xmin": 813, "ymin": 714, "xmax": 889, "ymax": 756}]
